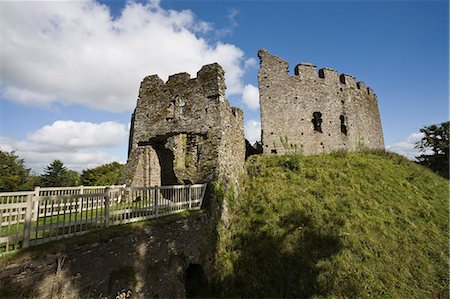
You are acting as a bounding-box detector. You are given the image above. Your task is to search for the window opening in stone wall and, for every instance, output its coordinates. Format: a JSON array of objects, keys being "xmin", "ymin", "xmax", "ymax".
[
  {"xmin": 340, "ymin": 115, "xmax": 347, "ymax": 135},
  {"xmin": 271, "ymin": 149, "xmax": 277, "ymax": 154},
  {"xmin": 179, "ymin": 98, "xmax": 185, "ymax": 115},
  {"xmin": 318, "ymin": 69, "xmax": 325, "ymax": 78},
  {"xmin": 312, "ymin": 112, "xmax": 323, "ymax": 133}
]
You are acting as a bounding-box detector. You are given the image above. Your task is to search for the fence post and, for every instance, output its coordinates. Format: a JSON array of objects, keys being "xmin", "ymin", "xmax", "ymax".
[
  {"xmin": 200, "ymin": 183, "xmax": 207, "ymax": 207},
  {"xmin": 154, "ymin": 187, "xmax": 158, "ymax": 218},
  {"xmin": 104, "ymin": 187, "xmax": 110, "ymax": 227},
  {"xmin": 188, "ymin": 185, "xmax": 192, "ymax": 209},
  {"xmin": 23, "ymin": 194, "xmax": 33, "ymax": 248},
  {"xmin": 32, "ymin": 186, "xmax": 40, "ymax": 221},
  {"xmin": 78, "ymin": 185, "xmax": 84, "ymax": 213}
]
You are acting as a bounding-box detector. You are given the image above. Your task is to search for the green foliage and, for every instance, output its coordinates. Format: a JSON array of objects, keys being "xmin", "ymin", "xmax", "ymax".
[
  {"xmin": 0, "ymin": 150, "xmax": 32, "ymax": 191},
  {"xmin": 40, "ymin": 160, "xmax": 79, "ymax": 187},
  {"xmin": 415, "ymin": 121, "xmax": 449, "ymax": 179},
  {"xmin": 280, "ymin": 135, "xmax": 299, "ymax": 154},
  {"xmin": 80, "ymin": 162, "xmax": 124, "ymax": 186},
  {"xmin": 355, "ymin": 134, "xmax": 366, "ymax": 151},
  {"xmin": 214, "ymin": 151, "xmax": 449, "ymax": 298}
]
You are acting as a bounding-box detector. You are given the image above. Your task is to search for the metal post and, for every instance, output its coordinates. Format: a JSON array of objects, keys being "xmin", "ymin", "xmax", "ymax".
[
  {"xmin": 23, "ymin": 194, "xmax": 33, "ymax": 248},
  {"xmin": 104, "ymin": 187, "xmax": 110, "ymax": 227}
]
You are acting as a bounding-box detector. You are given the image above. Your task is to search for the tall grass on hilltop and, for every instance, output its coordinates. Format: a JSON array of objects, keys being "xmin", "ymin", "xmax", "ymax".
[{"xmin": 213, "ymin": 150, "xmax": 449, "ymax": 298}]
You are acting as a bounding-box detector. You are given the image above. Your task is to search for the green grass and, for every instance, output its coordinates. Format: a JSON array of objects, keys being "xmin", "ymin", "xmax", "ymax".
[{"xmin": 214, "ymin": 150, "xmax": 449, "ymax": 298}]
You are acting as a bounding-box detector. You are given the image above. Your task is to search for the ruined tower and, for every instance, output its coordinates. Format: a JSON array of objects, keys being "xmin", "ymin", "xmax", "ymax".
[
  {"xmin": 124, "ymin": 63, "xmax": 245, "ymax": 187},
  {"xmin": 258, "ymin": 49, "xmax": 384, "ymax": 155}
]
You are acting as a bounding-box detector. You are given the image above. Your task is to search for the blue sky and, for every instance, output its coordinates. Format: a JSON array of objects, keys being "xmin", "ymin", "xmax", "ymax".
[{"xmin": 0, "ymin": 0, "xmax": 448, "ymax": 172}]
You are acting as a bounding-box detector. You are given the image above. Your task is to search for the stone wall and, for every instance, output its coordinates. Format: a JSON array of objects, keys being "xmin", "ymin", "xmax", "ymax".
[
  {"xmin": 258, "ymin": 49, "xmax": 384, "ymax": 155},
  {"xmin": 124, "ymin": 63, "xmax": 245, "ymax": 187},
  {"xmin": 0, "ymin": 213, "xmax": 211, "ymax": 298}
]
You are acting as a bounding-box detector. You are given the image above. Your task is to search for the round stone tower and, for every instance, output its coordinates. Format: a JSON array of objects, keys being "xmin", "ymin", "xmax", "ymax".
[{"xmin": 258, "ymin": 49, "xmax": 384, "ymax": 155}]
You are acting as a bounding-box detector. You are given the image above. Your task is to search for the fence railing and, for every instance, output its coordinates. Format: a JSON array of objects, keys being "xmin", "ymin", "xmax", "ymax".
[{"xmin": 0, "ymin": 184, "xmax": 207, "ymax": 254}]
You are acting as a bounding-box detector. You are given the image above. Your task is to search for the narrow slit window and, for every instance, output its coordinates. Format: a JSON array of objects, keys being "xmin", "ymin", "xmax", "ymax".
[
  {"xmin": 312, "ymin": 112, "xmax": 323, "ymax": 133},
  {"xmin": 340, "ymin": 115, "xmax": 347, "ymax": 135},
  {"xmin": 179, "ymin": 99, "xmax": 185, "ymax": 115}
]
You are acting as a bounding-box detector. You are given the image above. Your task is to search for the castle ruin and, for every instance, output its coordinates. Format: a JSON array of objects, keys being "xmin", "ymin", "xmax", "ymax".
[
  {"xmin": 124, "ymin": 50, "xmax": 384, "ymax": 187},
  {"xmin": 124, "ymin": 63, "xmax": 245, "ymax": 187},
  {"xmin": 258, "ymin": 49, "xmax": 384, "ymax": 155}
]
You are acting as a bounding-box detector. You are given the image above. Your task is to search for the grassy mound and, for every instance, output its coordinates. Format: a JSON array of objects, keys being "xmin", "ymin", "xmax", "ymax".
[{"xmin": 214, "ymin": 151, "xmax": 449, "ymax": 298}]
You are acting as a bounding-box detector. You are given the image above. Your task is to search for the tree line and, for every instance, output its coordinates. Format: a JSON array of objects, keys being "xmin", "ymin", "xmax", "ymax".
[{"xmin": 0, "ymin": 152, "xmax": 124, "ymax": 192}]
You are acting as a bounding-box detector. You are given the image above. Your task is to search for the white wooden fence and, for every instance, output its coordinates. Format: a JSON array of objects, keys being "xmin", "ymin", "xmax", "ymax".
[{"xmin": 0, "ymin": 184, "xmax": 207, "ymax": 254}]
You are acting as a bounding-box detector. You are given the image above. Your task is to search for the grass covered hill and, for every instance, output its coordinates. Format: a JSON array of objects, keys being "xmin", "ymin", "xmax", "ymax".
[{"xmin": 213, "ymin": 151, "xmax": 449, "ymax": 298}]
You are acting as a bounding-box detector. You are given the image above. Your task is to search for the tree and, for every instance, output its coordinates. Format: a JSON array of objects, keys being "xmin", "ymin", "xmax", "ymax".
[
  {"xmin": 415, "ymin": 121, "xmax": 449, "ymax": 179},
  {"xmin": 40, "ymin": 160, "xmax": 80, "ymax": 187},
  {"xmin": 0, "ymin": 150, "xmax": 32, "ymax": 191},
  {"xmin": 80, "ymin": 162, "xmax": 125, "ymax": 186}
]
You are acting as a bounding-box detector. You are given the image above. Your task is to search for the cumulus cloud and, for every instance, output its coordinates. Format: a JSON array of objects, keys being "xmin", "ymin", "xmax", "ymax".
[
  {"xmin": 0, "ymin": 120, "xmax": 127, "ymax": 172},
  {"xmin": 386, "ymin": 132, "xmax": 431, "ymax": 160},
  {"xmin": 242, "ymin": 84, "xmax": 259, "ymax": 110},
  {"xmin": 1, "ymin": 0, "xmax": 248, "ymax": 112},
  {"xmin": 244, "ymin": 119, "xmax": 261, "ymax": 144},
  {"xmin": 29, "ymin": 120, "xmax": 126, "ymax": 148}
]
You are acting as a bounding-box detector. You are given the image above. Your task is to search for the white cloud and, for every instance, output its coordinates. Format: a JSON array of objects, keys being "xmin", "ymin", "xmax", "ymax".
[
  {"xmin": 242, "ymin": 84, "xmax": 260, "ymax": 110},
  {"xmin": 244, "ymin": 57, "xmax": 257, "ymax": 69},
  {"xmin": 216, "ymin": 8, "xmax": 239, "ymax": 38},
  {"xmin": 29, "ymin": 120, "xmax": 126, "ymax": 148},
  {"xmin": 244, "ymin": 119, "xmax": 261, "ymax": 144},
  {"xmin": 386, "ymin": 132, "xmax": 431, "ymax": 160},
  {"xmin": 1, "ymin": 0, "xmax": 248, "ymax": 112},
  {"xmin": 2, "ymin": 87, "xmax": 55, "ymax": 106},
  {"xmin": 0, "ymin": 120, "xmax": 127, "ymax": 172},
  {"xmin": 0, "ymin": 143, "xmax": 14, "ymax": 152}
]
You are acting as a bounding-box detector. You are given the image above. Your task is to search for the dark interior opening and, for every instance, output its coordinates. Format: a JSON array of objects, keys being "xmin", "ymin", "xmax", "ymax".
[
  {"xmin": 318, "ymin": 69, "xmax": 325, "ymax": 78},
  {"xmin": 185, "ymin": 263, "xmax": 210, "ymax": 298},
  {"xmin": 312, "ymin": 112, "xmax": 323, "ymax": 133},
  {"xmin": 153, "ymin": 143, "xmax": 179, "ymax": 186},
  {"xmin": 340, "ymin": 115, "xmax": 347, "ymax": 135},
  {"xmin": 271, "ymin": 149, "xmax": 277, "ymax": 154}
]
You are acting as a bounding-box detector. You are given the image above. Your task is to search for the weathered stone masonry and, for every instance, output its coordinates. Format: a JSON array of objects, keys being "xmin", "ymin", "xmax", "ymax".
[
  {"xmin": 124, "ymin": 50, "xmax": 385, "ymax": 188},
  {"xmin": 258, "ymin": 49, "xmax": 384, "ymax": 155},
  {"xmin": 124, "ymin": 63, "xmax": 245, "ymax": 187}
]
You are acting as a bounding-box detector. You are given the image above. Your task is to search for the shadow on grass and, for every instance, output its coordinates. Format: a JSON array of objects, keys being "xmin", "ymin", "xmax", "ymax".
[{"xmin": 217, "ymin": 210, "xmax": 346, "ymax": 298}]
